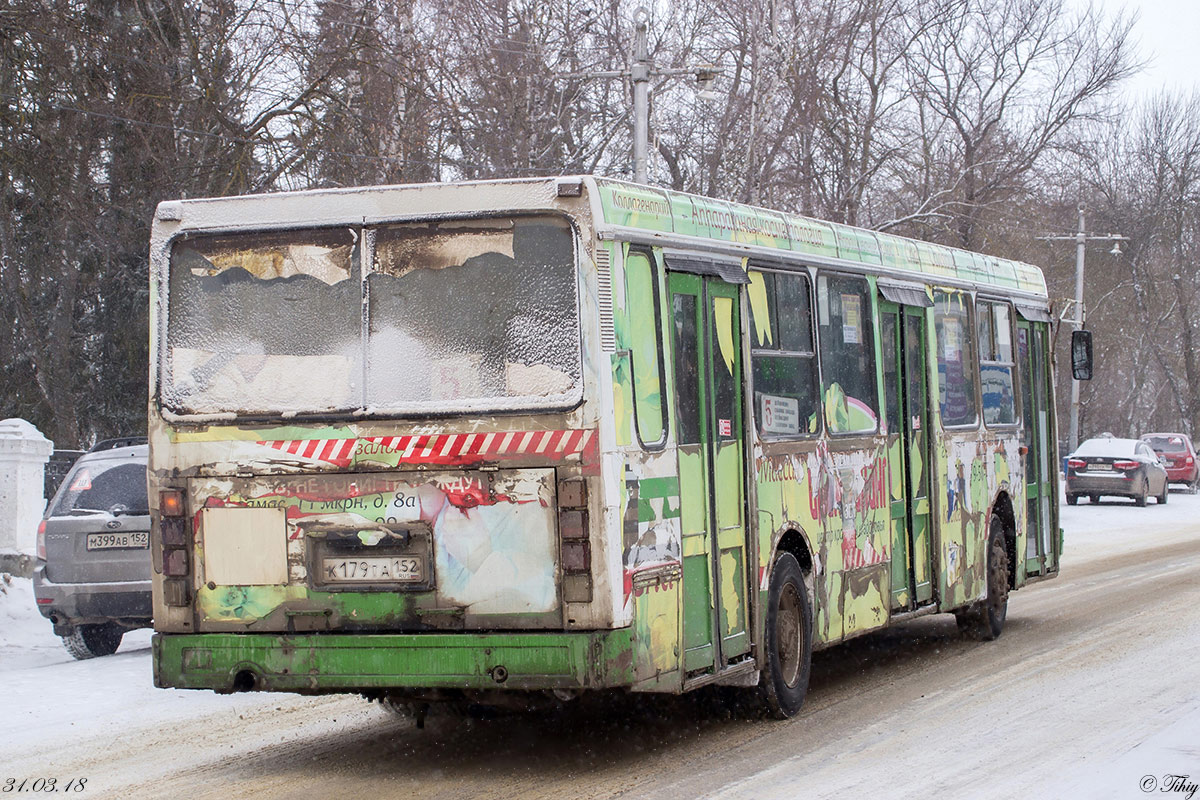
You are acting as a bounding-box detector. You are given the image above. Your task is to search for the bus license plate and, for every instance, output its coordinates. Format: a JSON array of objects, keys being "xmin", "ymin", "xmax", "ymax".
[
  {"xmin": 321, "ymin": 556, "xmax": 423, "ymax": 583},
  {"xmin": 86, "ymin": 531, "xmax": 149, "ymax": 550}
]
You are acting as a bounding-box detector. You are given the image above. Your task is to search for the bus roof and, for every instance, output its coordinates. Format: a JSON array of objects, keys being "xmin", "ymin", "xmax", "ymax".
[
  {"xmin": 152, "ymin": 175, "xmax": 1049, "ymax": 301},
  {"xmin": 587, "ymin": 177, "xmax": 1048, "ymax": 299}
]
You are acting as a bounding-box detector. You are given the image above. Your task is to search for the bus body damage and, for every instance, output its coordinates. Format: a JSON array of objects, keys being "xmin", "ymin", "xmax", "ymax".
[{"xmin": 185, "ymin": 467, "xmax": 561, "ymax": 631}]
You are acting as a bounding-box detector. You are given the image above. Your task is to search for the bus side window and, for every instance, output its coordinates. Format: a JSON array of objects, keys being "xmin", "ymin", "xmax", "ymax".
[
  {"xmin": 934, "ymin": 291, "xmax": 978, "ymax": 427},
  {"xmin": 747, "ymin": 269, "xmax": 819, "ymax": 437},
  {"xmin": 816, "ymin": 273, "xmax": 879, "ymax": 434},
  {"xmin": 625, "ymin": 249, "xmax": 666, "ymax": 445},
  {"xmin": 977, "ymin": 300, "xmax": 1016, "ymax": 426}
]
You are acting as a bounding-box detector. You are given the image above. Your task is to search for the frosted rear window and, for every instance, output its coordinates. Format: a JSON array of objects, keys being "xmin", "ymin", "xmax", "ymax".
[
  {"xmin": 366, "ymin": 216, "xmax": 580, "ymax": 413},
  {"xmin": 162, "ymin": 216, "xmax": 580, "ymax": 417}
]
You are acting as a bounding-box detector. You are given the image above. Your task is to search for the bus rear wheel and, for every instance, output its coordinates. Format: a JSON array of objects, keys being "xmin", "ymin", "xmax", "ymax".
[
  {"xmin": 956, "ymin": 517, "xmax": 1009, "ymax": 641},
  {"xmin": 759, "ymin": 553, "xmax": 812, "ymax": 719}
]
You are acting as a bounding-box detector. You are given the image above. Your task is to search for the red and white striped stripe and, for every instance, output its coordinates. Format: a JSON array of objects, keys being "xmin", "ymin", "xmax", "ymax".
[
  {"xmin": 362, "ymin": 429, "xmax": 593, "ymax": 461},
  {"xmin": 255, "ymin": 429, "xmax": 595, "ymax": 468},
  {"xmin": 255, "ymin": 437, "xmax": 359, "ymax": 468}
]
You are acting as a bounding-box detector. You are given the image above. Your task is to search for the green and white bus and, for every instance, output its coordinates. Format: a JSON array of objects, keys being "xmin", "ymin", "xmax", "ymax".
[{"xmin": 148, "ymin": 176, "xmax": 1060, "ymax": 718}]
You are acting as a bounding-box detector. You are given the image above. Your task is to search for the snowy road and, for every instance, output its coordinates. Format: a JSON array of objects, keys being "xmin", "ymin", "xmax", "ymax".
[{"xmin": 3, "ymin": 490, "xmax": 1199, "ymax": 799}]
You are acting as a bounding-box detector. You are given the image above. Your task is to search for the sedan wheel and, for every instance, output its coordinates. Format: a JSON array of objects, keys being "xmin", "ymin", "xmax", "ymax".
[
  {"xmin": 1135, "ymin": 478, "xmax": 1148, "ymax": 507},
  {"xmin": 1158, "ymin": 480, "xmax": 1169, "ymax": 504}
]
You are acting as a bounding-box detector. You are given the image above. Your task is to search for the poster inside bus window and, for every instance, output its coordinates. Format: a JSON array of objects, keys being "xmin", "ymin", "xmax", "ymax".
[
  {"xmin": 841, "ymin": 293, "xmax": 861, "ymax": 344},
  {"xmin": 760, "ymin": 393, "xmax": 801, "ymax": 435}
]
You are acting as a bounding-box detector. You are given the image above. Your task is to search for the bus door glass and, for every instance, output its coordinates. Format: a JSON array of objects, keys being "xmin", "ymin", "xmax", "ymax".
[
  {"xmin": 1018, "ymin": 320, "xmax": 1056, "ymax": 575},
  {"xmin": 881, "ymin": 301, "xmax": 934, "ymax": 610},
  {"xmin": 668, "ymin": 271, "xmax": 750, "ymax": 675}
]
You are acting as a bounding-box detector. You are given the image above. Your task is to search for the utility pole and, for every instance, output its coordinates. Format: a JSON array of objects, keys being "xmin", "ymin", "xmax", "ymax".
[
  {"xmin": 559, "ymin": 6, "xmax": 720, "ymax": 185},
  {"xmin": 1039, "ymin": 204, "xmax": 1128, "ymax": 453},
  {"xmin": 631, "ymin": 7, "xmax": 650, "ymax": 184}
]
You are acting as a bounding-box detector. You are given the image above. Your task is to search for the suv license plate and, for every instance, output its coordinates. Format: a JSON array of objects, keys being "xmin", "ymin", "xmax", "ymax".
[
  {"xmin": 321, "ymin": 556, "xmax": 423, "ymax": 583},
  {"xmin": 86, "ymin": 531, "xmax": 149, "ymax": 550}
]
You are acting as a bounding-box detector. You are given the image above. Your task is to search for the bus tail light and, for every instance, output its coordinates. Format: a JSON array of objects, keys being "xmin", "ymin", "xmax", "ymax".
[
  {"xmin": 160, "ymin": 490, "xmax": 185, "ymax": 517},
  {"xmin": 1113, "ymin": 460, "xmax": 1140, "ymax": 471},
  {"xmin": 1066, "ymin": 459, "xmax": 1086, "ymax": 470},
  {"xmin": 36, "ymin": 520, "xmax": 46, "ymax": 561},
  {"xmin": 159, "ymin": 489, "xmax": 191, "ymax": 606},
  {"xmin": 163, "ymin": 548, "xmax": 189, "ymax": 576},
  {"xmin": 558, "ymin": 480, "xmax": 592, "ymax": 604}
]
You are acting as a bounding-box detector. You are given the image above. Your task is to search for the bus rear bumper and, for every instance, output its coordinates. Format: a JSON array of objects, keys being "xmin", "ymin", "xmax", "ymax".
[{"xmin": 152, "ymin": 630, "xmax": 634, "ymax": 694}]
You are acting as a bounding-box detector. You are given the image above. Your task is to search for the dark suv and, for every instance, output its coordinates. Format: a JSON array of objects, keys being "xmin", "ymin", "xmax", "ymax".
[{"xmin": 33, "ymin": 438, "xmax": 151, "ymax": 659}]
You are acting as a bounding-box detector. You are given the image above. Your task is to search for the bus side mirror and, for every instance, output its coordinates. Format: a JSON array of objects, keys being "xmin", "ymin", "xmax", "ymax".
[{"xmin": 1071, "ymin": 330, "xmax": 1093, "ymax": 381}]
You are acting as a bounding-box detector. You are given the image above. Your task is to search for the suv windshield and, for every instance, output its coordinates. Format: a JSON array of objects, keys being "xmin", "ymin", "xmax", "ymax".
[
  {"xmin": 163, "ymin": 215, "xmax": 580, "ymax": 417},
  {"xmin": 1144, "ymin": 435, "xmax": 1188, "ymax": 453},
  {"xmin": 52, "ymin": 460, "xmax": 149, "ymax": 517}
]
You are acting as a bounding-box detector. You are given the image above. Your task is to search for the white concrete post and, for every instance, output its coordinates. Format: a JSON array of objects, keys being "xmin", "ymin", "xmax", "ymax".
[{"xmin": 0, "ymin": 419, "xmax": 54, "ymax": 567}]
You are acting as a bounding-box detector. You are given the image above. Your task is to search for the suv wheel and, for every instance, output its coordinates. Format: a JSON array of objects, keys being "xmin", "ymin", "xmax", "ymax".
[{"xmin": 62, "ymin": 623, "xmax": 124, "ymax": 660}]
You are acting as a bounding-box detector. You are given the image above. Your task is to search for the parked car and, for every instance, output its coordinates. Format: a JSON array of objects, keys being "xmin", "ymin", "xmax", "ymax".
[
  {"xmin": 1140, "ymin": 432, "xmax": 1199, "ymax": 493},
  {"xmin": 1065, "ymin": 436, "xmax": 1170, "ymax": 507},
  {"xmin": 32, "ymin": 438, "xmax": 151, "ymax": 659}
]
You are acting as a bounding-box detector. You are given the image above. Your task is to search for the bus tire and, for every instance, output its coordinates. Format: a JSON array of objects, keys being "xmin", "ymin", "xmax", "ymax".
[
  {"xmin": 759, "ymin": 553, "xmax": 812, "ymax": 719},
  {"xmin": 956, "ymin": 518, "xmax": 1009, "ymax": 642}
]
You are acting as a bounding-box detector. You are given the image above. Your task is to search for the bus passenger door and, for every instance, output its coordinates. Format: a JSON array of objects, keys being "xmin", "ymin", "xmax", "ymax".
[
  {"xmin": 1018, "ymin": 321, "xmax": 1057, "ymax": 576},
  {"xmin": 881, "ymin": 301, "xmax": 934, "ymax": 610},
  {"xmin": 668, "ymin": 272, "xmax": 750, "ymax": 675}
]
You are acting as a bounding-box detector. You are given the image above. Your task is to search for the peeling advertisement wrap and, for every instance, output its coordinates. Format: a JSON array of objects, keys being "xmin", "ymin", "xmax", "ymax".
[{"xmin": 192, "ymin": 468, "xmax": 559, "ymax": 624}]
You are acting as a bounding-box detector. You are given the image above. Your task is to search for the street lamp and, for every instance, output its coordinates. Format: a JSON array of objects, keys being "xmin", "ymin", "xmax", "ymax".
[
  {"xmin": 558, "ymin": 6, "xmax": 722, "ymax": 184},
  {"xmin": 1038, "ymin": 204, "xmax": 1128, "ymax": 454}
]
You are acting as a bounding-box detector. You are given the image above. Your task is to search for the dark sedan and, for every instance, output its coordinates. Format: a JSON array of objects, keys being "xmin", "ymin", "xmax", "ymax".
[{"xmin": 1066, "ymin": 436, "xmax": 1169, "ymax": 506}]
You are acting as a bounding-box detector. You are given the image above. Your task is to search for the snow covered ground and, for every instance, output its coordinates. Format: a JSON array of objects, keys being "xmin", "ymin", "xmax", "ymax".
[
  {"xmin": 0, "ymin": 482, "xmax": 1197, "ymax": 799},
  {"xmin": 0, "ymin": 571, "xmax": 313, "ymax": 770}
]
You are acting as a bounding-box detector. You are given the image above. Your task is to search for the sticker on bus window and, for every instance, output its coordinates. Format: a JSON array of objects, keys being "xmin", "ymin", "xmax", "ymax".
[
  {"xmin": 718, "ymin": 418, "xmax": 732, "ymax": 437},
  {"xmin": 761, "ymin": 394, "xmax": 801, "ymax": 435},
  {"xmin": 943, "ymin": 318, "xmax": 961, "ymax": 360},
  {"xmin": 841, "ymin": 293, "xmax": 861, "ymax": 344}
]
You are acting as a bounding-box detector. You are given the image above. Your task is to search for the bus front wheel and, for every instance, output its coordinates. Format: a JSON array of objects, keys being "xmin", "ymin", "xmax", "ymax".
[{"xmin": 759, "ymin": 552, "xmax": 812, "ymax": 719}]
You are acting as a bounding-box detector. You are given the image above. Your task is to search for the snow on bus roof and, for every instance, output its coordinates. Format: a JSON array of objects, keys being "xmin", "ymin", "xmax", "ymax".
[{"xmin": 591, "ymin": 177, "xmax": 1049, "ymax": 298}]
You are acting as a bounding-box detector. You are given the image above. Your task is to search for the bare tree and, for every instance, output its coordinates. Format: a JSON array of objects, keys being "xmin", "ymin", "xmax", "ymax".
[{"xmin": 897, "ymin": 0, "xmax": 1138, "ymax": 249}]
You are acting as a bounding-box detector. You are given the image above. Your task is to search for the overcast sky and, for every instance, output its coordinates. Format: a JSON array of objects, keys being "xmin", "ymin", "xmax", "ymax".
[{"xmin": 1089, "ymin": 0, "xmax": 1200, "ymax": 99}]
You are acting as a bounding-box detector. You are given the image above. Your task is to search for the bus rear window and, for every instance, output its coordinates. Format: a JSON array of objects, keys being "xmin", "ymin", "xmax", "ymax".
[
  {"xmin": 162, "ymin": 216, "xmax": 580, "ymax": 417},
  {"xmin": 164, "ymin": 228, "xmax": 362, "ymax": 415},
  {"xmin": 367, "ymin": 217, "xmax": 580, "ymax": 412}
]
